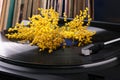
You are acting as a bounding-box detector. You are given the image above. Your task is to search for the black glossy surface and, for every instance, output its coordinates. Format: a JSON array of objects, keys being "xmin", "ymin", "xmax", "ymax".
[{"xmin": 0, "ymin": 27, "xmax": 120, "ymax": 68}]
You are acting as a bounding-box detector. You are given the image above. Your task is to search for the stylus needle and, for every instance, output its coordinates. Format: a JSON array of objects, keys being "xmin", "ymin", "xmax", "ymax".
[{"xmin": 81, "ymin": 38, "xmax": 120, "ymax": 56}]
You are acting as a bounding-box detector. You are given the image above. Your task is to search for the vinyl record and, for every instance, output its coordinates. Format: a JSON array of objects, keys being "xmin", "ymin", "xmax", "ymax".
[{"xmin": 0, "ymin": 27, "xmax": 120, "ymax": 69}]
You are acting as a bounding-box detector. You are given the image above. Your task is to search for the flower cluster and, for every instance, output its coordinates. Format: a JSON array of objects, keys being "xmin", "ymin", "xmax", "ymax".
[
  {"xmin": 61, "ymin": 8, "xmax": 95, "ymax": 47},
  {"xmin": 6, "ymin": 7, "xmax": 95, "ymax": 53}
]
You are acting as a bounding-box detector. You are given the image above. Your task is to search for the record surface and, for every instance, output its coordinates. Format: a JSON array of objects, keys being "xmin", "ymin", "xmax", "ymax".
[{"xmin": 0, "ymin": 27, "xmax": 120, "ymax": 68}]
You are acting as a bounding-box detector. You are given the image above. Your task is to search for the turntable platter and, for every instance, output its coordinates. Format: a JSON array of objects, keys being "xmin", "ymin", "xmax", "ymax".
[{"xmin": 0, "ymin": 27, "xmax": 120, "ymax": 68}]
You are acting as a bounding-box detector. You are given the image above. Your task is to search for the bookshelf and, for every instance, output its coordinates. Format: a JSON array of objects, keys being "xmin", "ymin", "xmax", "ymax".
[{"xmin": 0, "ymin": 0, "xmax": 94, "ymax": 31}]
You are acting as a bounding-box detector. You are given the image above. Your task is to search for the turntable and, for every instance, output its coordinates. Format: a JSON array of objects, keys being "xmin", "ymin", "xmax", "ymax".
[{"xmin": 1, "ymin": 19, "xmax": 120, "ymax": 80}]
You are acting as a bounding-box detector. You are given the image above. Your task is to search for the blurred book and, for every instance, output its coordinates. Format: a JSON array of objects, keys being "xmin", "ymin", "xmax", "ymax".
[
  {"xmin": 7, "ymin": 0, "xmax": 15, "ymax": 29},
  {"xmin": 0, "ymin": 0, "xmax": 3, "ymax": 17},
  {"xmin": 0, "ymin": 0, "xmax": 10, "ymax": 31},
  {"xmin": 12, "ymin": 0, "xmax": 22, "ymax": 26}
]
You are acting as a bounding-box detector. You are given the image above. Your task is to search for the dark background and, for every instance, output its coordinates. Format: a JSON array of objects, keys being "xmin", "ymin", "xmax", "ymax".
[{"xmin": 94, "ymin": 0, "xmax": 120, "ymax": 23}]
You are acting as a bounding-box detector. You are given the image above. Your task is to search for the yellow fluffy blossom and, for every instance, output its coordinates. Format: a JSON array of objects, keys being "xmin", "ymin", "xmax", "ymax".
[{"xmin": 6, "ymin": 7, "xmax": 95, "ymax": 53}]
